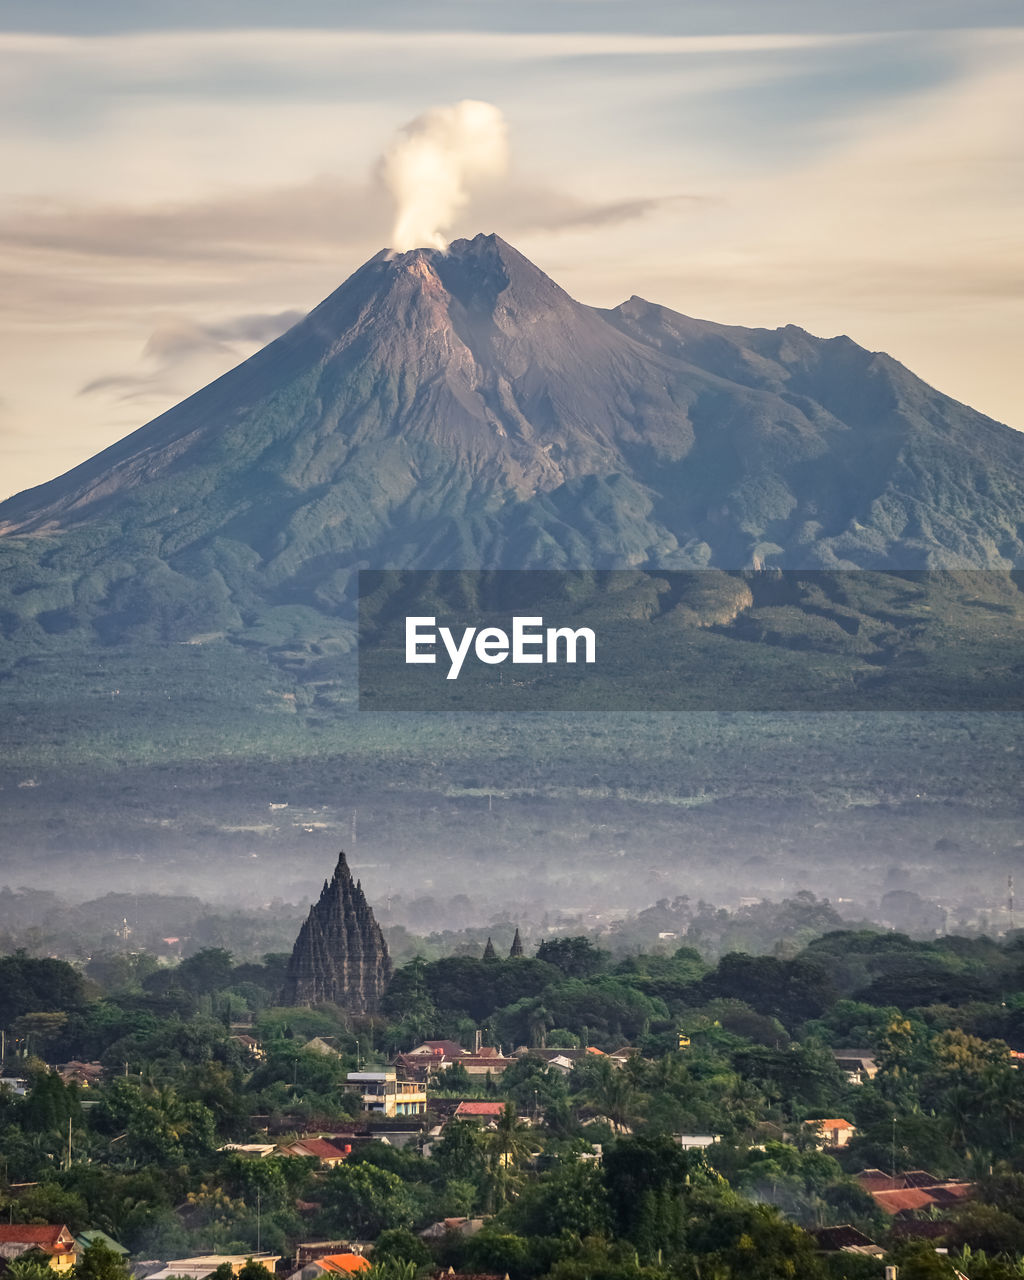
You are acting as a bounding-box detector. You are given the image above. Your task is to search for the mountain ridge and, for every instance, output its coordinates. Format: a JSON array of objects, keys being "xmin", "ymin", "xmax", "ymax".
[{"xmin": 0, "ymin": 233, "xmax": 1022, "ymax": 661}]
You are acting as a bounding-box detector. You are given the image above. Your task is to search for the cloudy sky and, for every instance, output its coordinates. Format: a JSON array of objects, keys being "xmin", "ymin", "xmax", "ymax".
[{"xmin": 1, "ymin": 1, "xmax": 1021, "ymax": 500}]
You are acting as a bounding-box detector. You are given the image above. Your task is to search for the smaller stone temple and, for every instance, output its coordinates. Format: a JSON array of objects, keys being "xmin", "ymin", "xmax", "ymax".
[{"xmin": 282, "ymin": 851, "xmax": 392, "ymax": 1012}]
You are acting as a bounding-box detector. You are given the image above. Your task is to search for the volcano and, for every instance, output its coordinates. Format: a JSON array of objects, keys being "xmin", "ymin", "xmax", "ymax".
[
  {"xmin": 2, "ymin": 234, "xmax": 1022, "ymax": 882},
  {"xmin": 0, "ymin": 232, "xmax": 1022, "ymax": 649}
]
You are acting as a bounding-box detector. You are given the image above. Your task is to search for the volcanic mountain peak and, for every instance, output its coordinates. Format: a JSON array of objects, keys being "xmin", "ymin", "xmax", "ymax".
[
  {"xmin": 313, "ymin": 233, "xmax": 573, "ymax": 331},
  {"xmin": 0, "ymin": 234, "xmax": 1022, "ymax": 591},
  {"xmin": 325, "ymin": 232, "xmax": 610, "ymax": 376}
]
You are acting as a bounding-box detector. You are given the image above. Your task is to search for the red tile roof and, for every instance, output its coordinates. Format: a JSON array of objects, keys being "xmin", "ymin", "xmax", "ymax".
[
  {"xmin": 857, "ymin": 1168, "xmax": 974, "ymax": 1215},
  {"xmin": 454, "ymin": 1102, "xmax": 507, "ymax": 1117},
  {"xmin": 930, "ymin": 1184, "xmax": 973, "ymax": 1203},
  {"xmin": 869, "ymin": 1183, "xmax": 973, "ymax": 1215},
  {"xmin": 410, "ymin": 1041, "xmax": 468, "ymax": 1057},
  {"xmin": 871, "ymin": 1189, "xmax": 942, "ymax": 1215},
  {"xmin": 0, "ymin": 1227, "xmax": 73, "ymax": 1246},
  {"xmin": 286, "ymin": 1139, "xmax": 350, "ymax": 1161}
]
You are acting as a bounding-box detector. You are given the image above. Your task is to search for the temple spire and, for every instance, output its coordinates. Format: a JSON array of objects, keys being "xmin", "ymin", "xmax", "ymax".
[
  {"xmin": 282, "ymin": 851, "xmax": 391, "ymax": 1012},
  {"xmin": 509, "ymin": 927, "xmax": 524, "ymax": 958}
]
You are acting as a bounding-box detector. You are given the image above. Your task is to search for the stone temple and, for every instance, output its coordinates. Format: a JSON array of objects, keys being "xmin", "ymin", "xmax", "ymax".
[{"xmin": 282, "ymin": 851, "xmax": 392, "ymax": 1012}]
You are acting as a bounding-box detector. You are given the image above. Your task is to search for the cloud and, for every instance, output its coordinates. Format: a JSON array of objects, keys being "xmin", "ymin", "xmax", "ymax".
[
  {"xmin": 471, "ymin": 188, "xmax": 704, "ymax": 233},
  {"xmin": 79, "ymin": 308, "xmax": 304, "ymax": 399},
  {"xmin": 141, "ymin": 310, "xmax": 305, "ymax": 361},
  {"xmin": 0, "ymin": 29, "xmax": 859, "ymax": 70},
  {"xmin": 0, "ymin": 28, "xmax": 886, "ymax": 211},
  {"xmin": 0, "ymin": 178, "xmax": 388, "ymax": 264},
  {"xmin": 0, "ymin": 175, "xmax": 681, "ymax": 268}
]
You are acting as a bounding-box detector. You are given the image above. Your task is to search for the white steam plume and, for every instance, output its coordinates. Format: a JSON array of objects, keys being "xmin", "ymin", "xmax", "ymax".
[{"xmin": 381, "ymin": 100, "xmax": 509, "ymax": 252}]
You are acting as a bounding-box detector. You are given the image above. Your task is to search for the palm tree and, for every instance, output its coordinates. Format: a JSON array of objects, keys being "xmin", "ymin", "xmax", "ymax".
[
  {"xmin": 623, "ymin": 1050, "xmax": 649, "ymax": 1091},
  {"xmin": 365, "ymin": 1261, "xmax": 417, "ymax": 1280},
  {"xmin": 5, "ymin": 1255, "xmax": 55, "ymax": 1280},
  {"xmin": 525, "ymin": 1001, "xmax": 553, "ymax": 1049},
  {"xmin": 585, "ymin": 1060, "xmax": 642, "ymax": 1133},
  {"xmin": 485, "ymin": 1102, "xmax": 532, "ymax": 1207},
  {"xmin": 943, "ymin": 1082, "xmax": 976, "ymax": 1155},
  {"xmin": 493, "ymin": 1101, "xmax": 531, "ymax": 1168},
  {"xmin": 981, "ymin": 1063, "xmax": 1024, "ymax": 1151}
]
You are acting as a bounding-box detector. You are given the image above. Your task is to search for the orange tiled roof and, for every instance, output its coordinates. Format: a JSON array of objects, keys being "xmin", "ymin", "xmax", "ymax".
[{"xmin": 318, "ymin": 1255, "xmax": 370, "ymax": 1274}]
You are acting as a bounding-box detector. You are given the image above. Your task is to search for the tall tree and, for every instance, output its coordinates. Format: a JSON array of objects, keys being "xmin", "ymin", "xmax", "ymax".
[{"xmin": 75, "ymin": 1241, "xmax": 132, "ymax": 1280}]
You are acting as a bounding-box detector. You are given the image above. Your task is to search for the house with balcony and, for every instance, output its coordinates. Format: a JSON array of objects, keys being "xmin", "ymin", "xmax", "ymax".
[{"xmin": 345, "ymin": 1070, "xmax": 427, "ymax": 1118}]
